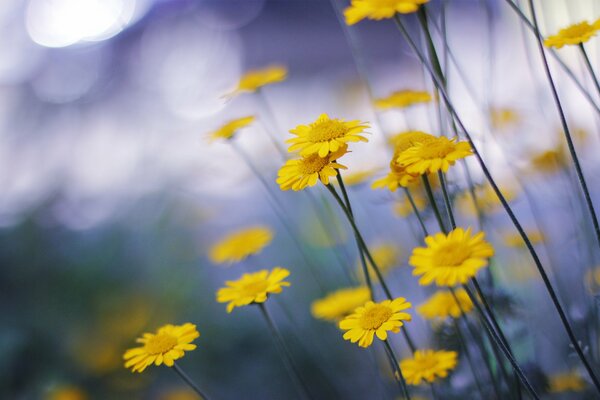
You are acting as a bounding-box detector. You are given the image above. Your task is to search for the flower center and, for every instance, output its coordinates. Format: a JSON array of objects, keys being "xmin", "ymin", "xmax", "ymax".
[
  {"xmin": 359, "ymin": 304, "xmax": 393, "ymax": 330},
  {"xmin": 145, "ymin": 333, "xmax": 178, "ymax": 355},
  {"xmin": 416, "ymin": 140, "xmax": 454, "ymax": 159},
  {"xmin": 307, "ymin": 120, "xmax": 348, "ymax": 142},
  {"xmin": 240, "ymin": 279, "xmax": 269, "ymax": 297},
  {"xmin": 298, "ymin": 154, "xmax": 329, "ymax": 174},
  {"xmin": 415, "ymin": 355, "xmax": 439, "ymax": 370},
  {"xmin": 432, "ymin": 243, "xmax": 470, "ymax": 267}
]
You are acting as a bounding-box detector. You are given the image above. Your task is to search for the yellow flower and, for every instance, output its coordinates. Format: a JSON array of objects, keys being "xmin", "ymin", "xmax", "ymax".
[
  {"xmin": 409, "ymin": 227, "xmax": 495, "ymax": 286},
  {"xmin": 208, "ymin": 116, "xmax": 255, "ymax": 142},
  {"xmin": 371, "ymin": 165, "xmax": 419, "ymax": 192},
  {"xmin": 209, "ymin": 226, "xmax": 273, "ymax": 265},
  {"xmin": 388, "ymin": 130, "xmax": 436, "ymax": 152},
  {"xmin": 400, "ymin": 349, "xmax": 458, "ymax": 385},
  {"xmin": 417, "ymin": 288, "xmax": 473, "ymax": 320},
  {"xmin": 341, "ymin": 168, "xmax": 379, "ymax": 187},
  {"xmin": 394, "ymin": 193, "xmax": 426, "ymax": 217},
  {"xmin": 344, "ymin": 0, "xmax": 430, "ymax": 25},
  {"xmin": 584, "ymin": 266, "xmax": 600, "ymax": 294},
  {"xmin": 375, "ymin": 90, "xmax": 432, "ymax": 109},
  {"xmin": 339, "ymin": 298, "xmax": 412, "ymax": 348},
  {"xmin": 123, "ymin": 323, "xmax": 199, "ymax": 373},
  {"xmin": 397, "ymin": 136, "xmax": 473, "ymax": 175},
  {"xmin": 159, "ymin": 388, "xmax": 200, "ymax": 400},
  {"xmin": 46, "ymin": 386, "xmax": 88, "ymax": 400},
  {"xmin": 456, "ymin": 184, "xmax": 517, "ymax": 215},
  {"xmin": 544, "ymin": 19, "xmax": 600, "ymax": 49},
  {"xmin": 231, "ymin": 65, "xmax": 287, "ymax": 95},
  {"xmin": 503, "ymin": 230, "xmax": 545, "ymax": 248},
  {"xmin": 530, "ymin": 147, "xmax": 568, "ymax": 173},
  {"xmin": 277, "ymin": 147, "xmax": 348, "ymax": 191},
  {"xmin": 287, "ymin": 113, "xmax": 369, "ymax": 158},
  {"xmin": 356, "ymin": 243, "xmax": 401, "ymax": 278},
  {"xmin": 311, "ymin": 287, "xmax": 371, "ymax": 321},
  {"xmin": 216, "ymin": 267, "xmax": 291, "ymax": 312},
  {"xmin": 548, "ymin": 371, "xmax": 586, "ymax": 393},
  {"xmin": 490, "ymin": 107, "xmax": 520, "ymax": 130}
]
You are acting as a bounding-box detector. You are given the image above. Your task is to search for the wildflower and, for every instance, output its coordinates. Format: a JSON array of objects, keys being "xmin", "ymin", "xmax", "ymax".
[
  {"xmin": 544, "ymin": 19, "xmax": 600, "ymax": 49},
  {"xmin": 123, "ymin": 323, "xmax": 199, "ymax": 373},
  {"xmin": 375, "ymin": 90, "xmax": 432, "ymax": 109},
  {"xmin": 208, "ymin": 116, "xmax": 255, "ymax": 142},
  {"xmin": 339, "ymin": 298, "xmax": 412, "ymax": 348},
  {"xmin": 277, "ymin": 147, "xmax": 348, "ymax": 191},
  {"xmin": 548, "ymin": 371, "xmax": 587, "ymax": 393},
  {"xmin": 209, "ymin": 226, "xmax": 273, "ymax": 265},
  {"xmin": 230, "ymin": 65, "xmax": 287, "ymax": 95},
  {"xmin": 400, "ymin": 350, "xmax": 458, "ymax": 385},
  {"xmin": 311, "ymin": 287, "xmax": 371, "ymax": 321},
  {"xmin": 287, "ymin": 113, "xmax": 369, "ymax": 158},
  {"xmin": 341, "ymin": 168, "xmax": 379, "ymax": 187},
  {"xmin": 503, "ymin": 230, "xmax": 545, "ymax": 248},
  {"xmin": 356, "ymin": 243, "xmax": 400, "ymax": 278},
  {"xmin": 371, "ymin": 163, "xmax": 419, "ymax": 191},
  {"xmin": 530, "ymin": 147, "xmax": 568, "ymax": 173},
  {"xmin": 417, "ymin": 289, "xmax": 473, "ymax": 320},
  {"xmin": 216, "ymin": 267, "xmax": 290, "ymax": 312},
  {"xmin": 345, "ymin": 0, "xmax": 430, "ymax": 25},
  {"xmin": 409, "ymin": 227, "xmax": 494, "ymax": 286},
  {"xmin": 490, "ymin": 107, "xmax": 520, "ymax": 130},
  {"xmin": 397, "ymin": 136, "xmax": 473, "ymax": 175},
  {"xmin": 388, "ymin": 130, "xmax": 436, "ymax": 152},
  {"xmin": 46, "ymin": 386, "xmax": 88, "ymax": 400},
  {"xmin": 394, "ymin": 193, "xmax": 426, "ymax": 217}
]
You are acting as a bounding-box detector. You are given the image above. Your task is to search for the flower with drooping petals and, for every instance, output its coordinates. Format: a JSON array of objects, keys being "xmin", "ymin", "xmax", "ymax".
[
  {"xmin": 400, "ymin": 349, "xmax": 458, "ymax": 385},
  {"xmin": 544, "ymin": 19, "xmax": 600, "ymax": 49},
  {"xmin": 417, "ymin": 288, "xmax": 473, "ymax": 320},
  {"xmin": 277, "ymin": 147, "xmax": 348, "ymax": 191},
  {"xmin": 229, "ymin": 65, "xmax": 287, "ymax": 95},
  {"xmin": 311, "ymin": 287, "xmax": 371, "ymax": 322},
  {"xmin": 376, "ymin": 90, "xmax": 432, "ymax": 109},
  {"xmin": 209, "ymin": 226, "xmax": 273, "ymax": 265},
  {"xmin": 397, "ymin": 136, "xmax": 473, "ymax": 175},
  {"xmin": 208, "ymin": 116, "xmax": 255, "ymax": 142}
]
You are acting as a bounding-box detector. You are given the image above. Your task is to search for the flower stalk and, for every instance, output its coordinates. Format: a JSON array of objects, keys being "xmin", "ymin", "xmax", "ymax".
[{"xmin": 173, "ymin": 363, "xmax": 210, "ymax": 400}]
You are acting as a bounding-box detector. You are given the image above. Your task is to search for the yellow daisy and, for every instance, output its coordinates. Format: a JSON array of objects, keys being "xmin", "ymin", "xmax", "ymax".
[
  {"xmin": 503, "ymin": 229, "xmax": 545, "ymax": 248},
  {"xmin": 277, "ymin": 147, "xmax": 348, "ymax": 191},
  {"xmin": 375, "ymin": 90, "xmax": 432, "ymax": 110},
  {"xmin": 356, "ymin": 243, "xmax": 400, "ymax": 278},
  {"xmin": 417, "ymin": 288, "xmax": 473, "ymax": 320},
  {"xmin": 287, "ymin": 113, "xmax": 369, "ymax": 158},
  {"xmin": 544, "ymin": 19, "xmax": 600, "ymax": 49},
  {"xmin": 339, "ymin": 298, "xmax": 412, "ymax": 348},
  {"xmin": 400, "ymin": 349, "xmax": 458, "ymax": 385},
  {"xmin": 311, "ymin": 286, "xmax": 371, "ymax": 322},
  {"xmin": 208, "ymin": 116, "xmax": 255, "ymax": 142},
  {"xmin": 409, "ymin": 227, "xmax": 495, "ymax": 286},
  {"xmin": 216, "ymin": 267, "xmax": 291, "ymax": 313},
  {"xmin": 388, "ymin": 130, "xmax": 436, "ymax": 151},
  {"xmin": 548, "ymin": 371, "xmax": 587, "ymax": 393},
  {"xmin": 230, "ymin": 65, "xmax": 287, "ymax": 95},
  {"xmin": 344, "ymin": 0, "xmax": 430, "ymax": 25},
  {"xmin": 123, "ymin": 323, "xmax": 199, "ymax": 373},
  {"xmin": 209, "ymin": 226, "xmax": 273, "ymax": 265},
  {"xmin": 397, "ymin": 136, "xmax": 473, "ymax": 175}
]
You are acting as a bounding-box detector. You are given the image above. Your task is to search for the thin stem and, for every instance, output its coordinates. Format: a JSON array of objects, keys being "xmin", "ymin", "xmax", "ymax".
[
  {"xmin": 172, "ymin": 362, "xmax": 210, "ymax": 400},
  {"xmin": 437, "ymin": 171, "xmax": 456, "ymax": 230},
  {"xmin": 383, "ymin": 340, "xmax": 411, "ymax": 400},
  {"xmin": 254, "ymin": 89, "xmax": 288, "ymax": 160},
  {"xmin": 403, "ymin": 187, "xmax": 429, "ymax": 236},
  {"xmin": 421, "ymin": 175, "xmax": 447, "ymax": 234},
  {"xmin": 450, "ymin": 318, "xmax": 488, "ymax": 399},
  {"xmin": 579, "ymin": 43, "xmax": 600, "ymax": 102}
]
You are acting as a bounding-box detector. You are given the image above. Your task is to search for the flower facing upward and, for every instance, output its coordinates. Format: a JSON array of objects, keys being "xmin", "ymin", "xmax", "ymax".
[
  {"xmin": 287, "ymin": 114, "xmax": 369, "ymax": 158},
  {"xmin": 216, "ymin": 267, "xmax": 290, "ymax": 312},
  {"xmin": 397, "ymin": 136, "xmax": 473, "ymax": 175},
  {"xmin": 277, "ymin": 147, "xmax": 348, "ymax": 191},
  {"xmin": 209, "ymin": 226, "xmax": 273, "ymax": 265},
  {"xmin": 208, "ymin": 116, "xmax": 255, "ymax": 142},
  {"xmin": 231, "ymin": 65, "xmax": 287, "ymax": 94},
  {"xmin": 375, "ymin": 90, "xmax": 432, "ymax": 109},
  {"xmin": 400, "ymin": 350, "xmax": 458, "ymax": 385},
  {"xmin": 548, "ymin": 371, "xmax": 587, "ymax": 393},
  {"xmin": 544, "ymin": 19, "xmax": 600, "ymax": 49},
  {"xmin": 344, "ymin": 0, "xmax": 430, "ymax": 25},
  {"xmin": 417, "ymin": 288, "xmax": 473, "ymax": 320},
  {"xmin": 339, "ymin": 298, "xmax": 412, "ymax": 348},
  {"xmin": 409, "ymin": 227, "xmax": 495, "ymax": 286},
  {"xmin": 123, "ymin": 323, "xmax": 199, "ymax": 373},
  {"xmin": 311, "ymin": 287, "xmax": 371, "ymax": 322}
]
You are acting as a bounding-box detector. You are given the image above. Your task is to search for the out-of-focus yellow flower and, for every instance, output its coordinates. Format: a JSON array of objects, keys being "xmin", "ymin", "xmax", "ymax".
[
  {"xmin": 311, "ymin": 287, "xmax": 371, "ymax": 321},
  {"xmin": 490, "ymin": 107, "xmax": 520, "ymax": 130},
  {"xmin": 216, "ymin": 267, "xmax": 290, "ymax": 312},
  {"xmin": 209, "ymin": 226, "xmax": 273, "ymax": 265},
  {"xmin": 585, "ymin": 266, "xmax": 600, "ymax": 294},
  {"xmin": 230, "ymin": 65, "xmax": 287, "ymax": 95},
  {"xmin": 400, "ymin": 350, "xmax": 458, "ymax": 385},
  {"xmin": 397, "ymin": 136, "xmax": 473, "ymax": 175},
  {"xmin": 339, "ymin": 298, "xmax": 412, "ymax": 348},
  {"xmin": 46, "ymin": 386, "xmax": 88, "ymax": 400},
  {"xmin": 123, "ymin": 323, "xmax": 199, "ymax": 373},
  {"xmin": 394, "ymin": 192, "xmax": 426, "ymax": 217},
  {"xmin": 548, "ymin": 371, "xmax": 587, "ymax": 393},
  {"xmin": 503, "ymin": 230, "xmax": 545, "ymax": 248},
  {"xmin": 544, "ymin": 19, "xmax": 600, "ymax": 49},
  {"xmin": 456, "ymin": 184, "xmax": 517, "ymax": 215},
  {"xmin": 341, "ymin": 168, "xmax": 379, "ymax": 187},
  {"xmin": 302, "ymin": 213, "xmax": 348, "ymax": 248},
  {"xmin": 388, "ymin": 131, "xmax": 436, "ymax": 151},
  {"xmin": 417, "ymin": 288, "xmax": 473, "ymax": 320},
  {"xmin": 344, "ymin": 0, "xmax": 430, "ymax": 25},
  {"xmin": 356, "ymin": 243, "xmax": 401, "ymax": 278},
  {"xmin": 159, "ymin": 388, "xmax": 203, "ymax": 400},
  {"xmin": 208, "ymin": 116, "xmax": 254, "ymax": 142},
  {"xmin": 375, "ymin": 90, "xmax": 432, "ymax": 110},
  {"xmin": 277, "ymin": 147, "xmax": 348, "ymax": 191},
  {"xmin": 530, "ymin": 147, "xmax": 568, "ymax": 173}
]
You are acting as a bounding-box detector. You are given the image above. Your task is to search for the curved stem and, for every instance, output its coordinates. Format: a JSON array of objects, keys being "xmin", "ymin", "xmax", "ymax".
[
  {"xmin": 172, "ymin": 363, "xmax": 210, "ymax": 400},
  {"xmin": 383, "ymin": 340, "xmax": 412, "ymax": 400},
  {"xmin": 437, "ymin": 171, "xmax": 456, "ymax": 230},
  {"xmin": 451, "ymin": 317, "xmax": 489, "ymax": 399},
  {"xmin": 422, "ymin": 175, "xmax": 447, "ymax": 234},
  {"xmin": 403, "ymin": 187, "xmax": 429, "ymax": 237}
]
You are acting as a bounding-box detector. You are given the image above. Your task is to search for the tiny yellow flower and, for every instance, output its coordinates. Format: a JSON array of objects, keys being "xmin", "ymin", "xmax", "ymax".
[
  {"xmin": 530, "ymin": 147, "xmax": 568, "ymax": 173},
  {"xmin": 339, "ymin": 298, "xmax": 412, "ymax": 348},
  {"xmin": 375, "ymin": 90, "xmax": 432, "ymax": 109},
  {"xmin": 230, "ymin": 65, "xmax": 287, "ymax": 95},
  {"xmin": 503, "ymin": 230, "xmax": 545, "ymax": 248},
  {"xmin": 417, "ymin": 288, "xmax": 473, "ymax": 320},
  {"xmin": 344, "ymin": 0, "xmax": 430, "ymax": 25},
  {"xmin": 490, "ymin": 107, "xmax": 520, "ymax": 130},
  {"xmin": 397, "ymin": 136, "xmax": 473, "ymax": 175},
  {"xmin": 216, "ymin": 267, "xmax": 291, "ymax": 312},
  {"xmin": 356, "ymin": 243, "xmax": 401, "ymax": 278},
  {"xmin": 123, "ymin": 323, "xmax": 199, "ymax": 373},
  {"xmin": 548, "ymin": 371, "xmax": 587, "ymax": 393},
  {"xmin": 544, "ymin": 19, "xmax": 600, "ymax": 49},
  {"xmin": 277, "ymin": 147, "xmax": 348, "ymax": 191},
  {"xmin": 388, "ymin": 130, "xmax": 436, "ymax": 151},
  {"xmin": 209, "ymin": 226, "xmax": 273, "ymax": 265},
  {"xmin": 311, "ymin": 286, "xmax": 371, "ymax": 322},
  {"xmin": 400, "ymin": 349, "xmax": 458, "ymax": 385},
  {"xmin": 208, "ymin": 116, "xmax": 255, "ymax": 142}
]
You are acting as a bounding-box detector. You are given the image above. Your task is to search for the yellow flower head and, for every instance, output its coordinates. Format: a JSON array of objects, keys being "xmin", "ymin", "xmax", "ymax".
[
  {"xmin": 341, "ymin": 168, "xmax": 379, "ymax": 187},
  {"xmin": 123, "ymin": 323, "xmax": 199, "ymax": 373},
  {"xmin": 397, "ymin": 136, "xmax": 473, "ymax": 175},
  {"xmin": 344, "ymin": 0, "xmax": 430, "ymax": 25},
  {"xmin": 400, "ymin": 349, "xmax": 458, "ymax": 385},
  {"xmin": 356, "ymin": 243, "xmax": 400, "ymax": 278},
  {"xmin": 375, "ymin": 90, "xmax": 432, "ymax": 110},
  {"xmin": 311, "ymin": 286, "xmax": 371, "ymax": 322},
  {"xmin": 544, "ymin": 19, "xmax": 600, "ymax": 49},
  {"xmin": 46, "ymin": 386, "xmax": 88, "ymax": 400},
  {"xmin": 216, "ymin": 267, "xmax": 291, "ymax": 312},
  {"xmin": 409, "ymin": 227, "xmax": 495, "ymax": 287},
  {"xmin": 208, "ymin": 116, "xmax": 255, "ymax": 142},
  {"xmin": 417, "ymin": 288, "xmax": 473, "ymax": 320},
  {"xmin": 394, "ymin": 192, "xmax": 426, "ymax": 217},
  {"xmin": 231, "ymin": 65, "xmax": 287, "ymax": 95},
  {"xmin": 548, "ymin": 371, "xmax": 587, "ymax": 393},
  {"xmin": 503, "ymin": 229, "xmax": 545, "ymax": 248},
  {"xmin": 209, "ymin": 226, "xmax": 273, "ymax": 265},
  {"xmin": 277, "ymin": 147, "xmax": 348, "ymax": 191},
  {"xmin": 530, "ymin": 147, "xmax": 568, "ymax": 173},
  {"xmin": 490, "ymin": 107, "xmax": 520, "ymax": 130},
  {"xmin": 287, "ymin": 113, "xmax": 369, "ymax": 158},
  {"xmin": 388, "ymin": 130, "xmax": 436, "ymax": 152},
  {"xmin": 339, "ymin": 298, "xmax": 412, "ymax": 348}
]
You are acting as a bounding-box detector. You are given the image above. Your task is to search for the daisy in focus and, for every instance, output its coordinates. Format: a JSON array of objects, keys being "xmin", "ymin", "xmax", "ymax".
[
  {"xmin": 208, "ymin": 116, "xmax": 255, "ymax": 142},
  {"xmin": 209, "ymin": 226, "xmax": 273, "ymax": 265},
  {"xmin": 123, "ymin": 323, "xmax": 199, "ymax": 373},
  {"xmin": 228, "ymin": 65, "xmax": 287, "ymax": 95},
  {"xmin": 277, "ymin": 147, "xmax": 348, "ymax": 191},
  {"xmin": 375, "ymin": 90, "xmax": 432, "ymax": 110},
  {"xmin": 544, "ymin": 19, "xmax": 600, "ymax": 49},
  {"xmin": 417, "ymin": 288, "xmax": 473, "ymax": 320},
  {"xmin": 397, "ymin": 136, "xmax": 473, "ymax": 175},
  {"xmin": 344, "ymin": 0, "xmax": 430, "ymax": 25},
  {"xmin": 400, "ymin": 349, "xmax": 458, "ymax": 385},
  {"xmin": 311, "ymin": 286, "xmax": 371, "ymax": 322}
]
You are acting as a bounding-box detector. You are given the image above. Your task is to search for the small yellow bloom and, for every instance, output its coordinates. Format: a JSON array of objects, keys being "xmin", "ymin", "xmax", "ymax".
[
  {"xmin": 388, "ymin": 130, "xmax": 436, "ymax": 151},
  {"xmin": 356, "ymin": 243, "xmax": 401, "ymax": 278},
  {"xmin": 371, "ymin": 165, "xmax": 419, "ymax": 192},
  {"xmin": 208, "ymin": 116, "xmax": 255, "ymax": 142},
  {"xmin": 339, "ymin": 298, "xmax": 412, "ymax": 348},
  {"xmin": 341, "ymin": 168, "xmax": 379, "ymax": 187},
  {"xmin": 376, "ymin": 90, "xmax": 432, "ymax": 109},
  {"xmin": 548, "ymin": 371, "xmax": 587, "ymax": 393},
  {"xmin": 503, "ymin": 230, "xmax": 545, "ymax": 248},
  {"xmin": 409, "ymin": 227, "xmax": 495, "ymax": 286},
  {"xmin": 400, "ymin": 349, "xmax": 458, "ymax": 385},
  {"xmin": 417, "ymin": 288, "xmax": 473, "ymax": 320},
  {"xmin": 530, "ymin": 147, "xmax": 568, "ymax": 173},
  {"xmin": 216, "ymin": 267, "xmax": 291, "ymax": 312},
  {"xmin": 209, "ymin": 226, "xmax": 273, "ymax": 265},
  {"xmin": 544, "ymin": 19, "xmax": 600, "ymax": 49},
  {"xmin": 46, "ymin": 386, "xmax": 88, "ymax": 400},
  {"xmin": 344, "ymin": 0, "xmax": 430, "ymax": 25},
  {"xmin": 397, "ymin": 136, "xmax": 473, "ymax": 175},
  {"xmin": 287, "ymin": 113, "xmax": 369, "ymax": 158},
  {"xmin": 231, "ymin": 65, "xmax": 287, "ymax": 95},
  {"xmin": 123, "ymin": 323, "xmax": 199, "ymax": 373},
  {"xmin": 311, "ymin": 286, "xmax": 371, "ymax": 321},
  {"xmin": 277, "ymin": 147, "xmax": 348, "ymax": 191},
  {"xmin": 490, "ymin": 107, "xmax": 520, "ymax": 130},
  {"xmin": 584, "ymin": 266, "xmax": 600, "ymax": 294}
]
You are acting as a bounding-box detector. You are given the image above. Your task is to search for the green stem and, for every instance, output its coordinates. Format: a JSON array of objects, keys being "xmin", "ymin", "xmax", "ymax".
[
  {"xmin": 383, "ymin": 340, "xmax": 412, "ymax": 400},
  {"xmin": 403, "ymin": 187, "xmax": 429, "ymax": 237},
  {"xmin": 172, "ymin": 362, "xmax": 210, "ymax": 400},
  {"xmin": 421, "ymin": 175, "xmax": 447, "ymax": 234},
  {"xmin": 450, "ymin": 318, "xmax": 489, "ymax": 399},
  {"xmin": 580, "ymin": 43, "xmax": 600, "ymax": 100},
  {"xmin": 437, "ymin": 171, "xmax": 456, "ymax": 229}
]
